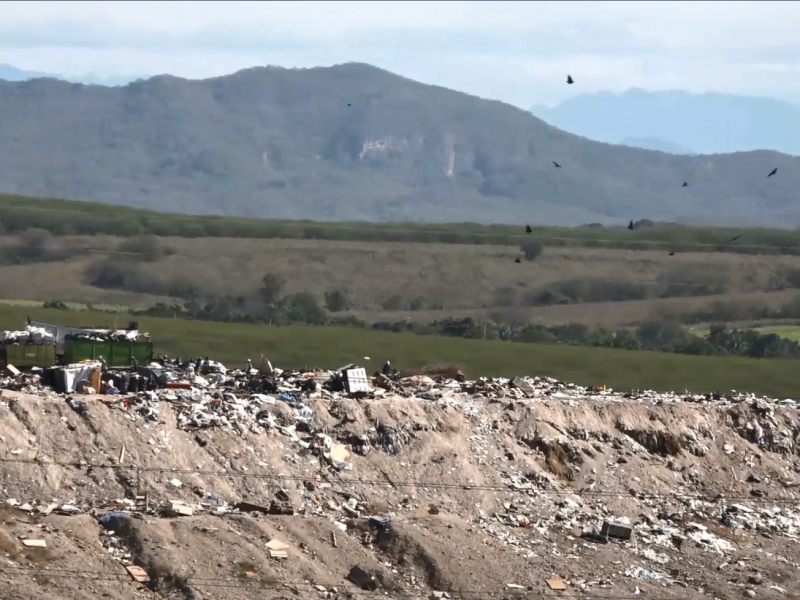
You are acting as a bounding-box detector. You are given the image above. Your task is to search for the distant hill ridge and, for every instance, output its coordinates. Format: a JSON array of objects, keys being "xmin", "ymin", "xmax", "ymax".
[
  {"xmin": 532, "ymin": 88, "xmax": 800, "ymax": 156},
  {"xmin": 0, "ymin": 63, "xmax": 799, "ymax": 226}
]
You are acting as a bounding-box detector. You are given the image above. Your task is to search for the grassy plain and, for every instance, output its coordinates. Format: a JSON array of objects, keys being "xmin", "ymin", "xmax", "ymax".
[
  {"xmin": 3, "ymin": 234, "xmax": 800, "ymax": 329},
  {"xmin": 0, "ymin": 304, "xmax": 797, "ymax": 397}
]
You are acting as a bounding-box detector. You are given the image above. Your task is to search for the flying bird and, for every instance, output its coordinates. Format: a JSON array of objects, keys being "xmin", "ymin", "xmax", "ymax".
[
  {"xmin": 767, "ymin": 168, "xmax": 777, "ymax": 177},
  {"xmin": 682, "ymin": 182, "xmax": 688, "ymax": 187},
  {"xmin": 668, "ymin": 251, "xmax": 676, "ymax": 256},
  {"xmin": 553, "ymin": 161, "xmax": 562, "ymax": 168},
  {"xmin": 514, "ymin": 257, "xmax": 522, "ymax": 263},
  {"xmin": 567, "ymin": 75, "xmax": 574, "ymax": 85},
  {"xmin": 525, "ymin": 225, "xmax": 532, "ymax": 234},
  {"xmin": 731, "ymin": 234, "xmax": 741, "ymax": 242},
  {"xmin": 628, "ymin": 220, "xmax": 635, "ymax": 231},
  {"xmin": 347, "ymin": 103, "xmax": 352, "ymax": 107}
]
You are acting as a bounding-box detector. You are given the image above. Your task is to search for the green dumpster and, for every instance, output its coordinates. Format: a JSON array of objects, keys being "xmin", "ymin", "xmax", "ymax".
[{"xmin": 64, "ymin": 339, "xmax": 153, "ymax": 367}]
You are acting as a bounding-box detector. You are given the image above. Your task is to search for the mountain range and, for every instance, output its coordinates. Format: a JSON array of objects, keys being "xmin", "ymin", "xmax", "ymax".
[
  {"xmin": 0, "ymin": 63, "xmax": 799, "ymax": 226},
  {"xmin": 0, "ymin": 63, "xmax": 136, "ymax": 87},
  {"xmin": 532, "ymin": 89, "xmax": 800, "ymax": 156}
]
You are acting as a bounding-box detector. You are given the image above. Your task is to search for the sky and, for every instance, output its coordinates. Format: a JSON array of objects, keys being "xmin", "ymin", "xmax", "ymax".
[{"xmin": 1, "ymin": 0, "xmax": 799, "ymax": 107}]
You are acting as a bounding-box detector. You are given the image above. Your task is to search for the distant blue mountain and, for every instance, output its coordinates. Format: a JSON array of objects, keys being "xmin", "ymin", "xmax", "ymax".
[
  {"xmin": 619, "ymin": 136, "xmax": 694, "ymax": 155},
  {"xmin": 0, "ymin": 64, "xmax": 55, "ymax": 81},
  {"xmin": 532, "ymin": 89, "xmax": 800, "ymax": 156},
  {"xmin": 0, "ymin": 63, "xmax": 137, "ymax": 87}
]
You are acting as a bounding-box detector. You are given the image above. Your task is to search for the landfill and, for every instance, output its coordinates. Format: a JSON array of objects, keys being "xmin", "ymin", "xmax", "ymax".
[{"xmin": 1, "ymin": 356, "xmax": 799, "ymax": 600}]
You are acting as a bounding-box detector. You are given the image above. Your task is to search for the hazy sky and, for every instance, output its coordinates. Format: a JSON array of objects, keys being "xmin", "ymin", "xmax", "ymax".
[{"xmin": 1, "ymin": 0, "xmax": 799, "ymax": 107}]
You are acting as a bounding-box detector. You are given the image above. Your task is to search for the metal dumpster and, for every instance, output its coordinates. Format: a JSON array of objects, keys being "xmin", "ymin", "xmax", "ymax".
[
  {"xmin": 0, "ymin": 344, "xmax": 57, "ymax": 368},
  {"xmin": 63, "ymin": 339, "xmax": 154, "ymax": 368}
]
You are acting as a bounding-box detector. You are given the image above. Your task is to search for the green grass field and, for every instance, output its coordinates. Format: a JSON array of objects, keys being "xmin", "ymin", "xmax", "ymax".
[
  {"xmin": 690, "ymin": 324, "xmax": 800, "ymax": 342},
  {"xmin": 0, "ymin": 299, "xmax": 129, "ymax": 312},
  {"xmin": 753, "ymin": 325, "xmax": 800, "ymax": 341},
  {"xmin": 1, "ymin": 305, "xmax": 797, "ymax": 398}
]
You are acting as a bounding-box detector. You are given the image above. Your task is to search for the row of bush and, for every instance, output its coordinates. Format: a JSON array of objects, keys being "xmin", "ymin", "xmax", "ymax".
[
  {"xmin": 365, "ymin": 318, "xmax": 800, "ymax": 359},
  {"xmin": 4, "ymin": 194, "xmax": 800, "ymax": 255},
  {"xmin": 99, "ymin": 296, "xmax": 800, "ymax": 360}
]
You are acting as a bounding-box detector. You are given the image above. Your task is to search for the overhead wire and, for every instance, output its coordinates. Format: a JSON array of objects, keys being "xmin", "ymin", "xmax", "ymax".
[
  {"xmin": 0, "ymin": 456, "xmax": 797, "ymax": 504},
  {"xmin": 0, "ymin": 565, "xmax": 720, "ymax": 599},
  {"xmin": 5, "ymin": 227, "xmax": 800, "ymax": 255}
]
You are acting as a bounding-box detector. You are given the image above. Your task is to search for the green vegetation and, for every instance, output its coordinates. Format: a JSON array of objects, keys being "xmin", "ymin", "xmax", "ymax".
[
  {"xmin": 0, "ymin": 299, "xmax": 129, "ymax": 312},
  {"xmin": 693, "ymin": 324, "xmax": 800, "ymax": 342},
  {"xmin": 132, "ymin": 294, "xmax": 800, "ymax": 360},
  {"xmin": 3, "ymin": 193, "xmax": 800, "ymax": 255},
  {"xmin": 0, "ymin": 304, "xmax": 796, "ymax": 397},
  {"xmin": 755, "ymin": 325, "xmax": 800, "ymax": 341}
]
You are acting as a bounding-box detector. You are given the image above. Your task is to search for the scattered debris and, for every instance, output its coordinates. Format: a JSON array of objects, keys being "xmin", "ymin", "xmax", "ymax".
[
  {"xmin": 348, "ymin": 565, "xmax": 378, "ymax": 591},
  {"xmin": 266, "ymin": 538, "xmax": 290, "ymax": 559},
  {"xmin": 126, "ymin": 565, "xmax": 151, "ymax": 583},
  {"xmin": 547, "ymin": 576, "xmax": 567, "ymax": 590},
  {"xmin": 3, "ymin": 355, "xmax": 800, "ymax": 598}
]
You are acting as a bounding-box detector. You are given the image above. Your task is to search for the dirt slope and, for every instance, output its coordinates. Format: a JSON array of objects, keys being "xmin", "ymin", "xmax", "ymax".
[{"xmin": 0, "ymin": 384, "xmax": 798, "ymax": 600}]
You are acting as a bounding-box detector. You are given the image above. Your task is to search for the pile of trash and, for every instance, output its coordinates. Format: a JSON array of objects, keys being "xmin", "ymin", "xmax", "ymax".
[
  {"xmin": 0, "ymin": 325, "xmax": 54, "ymax": 345},
  {"xmin": 4, "ymin": 354, "xmax": 800, "ymax": 599},
  {"xmin": 64, "ymin": 329, "xmax": 147, "ymax": 343}
]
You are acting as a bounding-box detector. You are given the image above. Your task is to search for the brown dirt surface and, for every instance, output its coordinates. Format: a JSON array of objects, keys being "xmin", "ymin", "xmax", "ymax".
[{"xmin": 0, "ymin": 388, "xmax": 798, "ymax": 600}]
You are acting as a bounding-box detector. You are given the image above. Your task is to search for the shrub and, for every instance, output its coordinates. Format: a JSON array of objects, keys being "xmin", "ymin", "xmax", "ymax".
[
  {"xmin": 118, "ymin": 234, "xmax": 169, "ymax": 262},
  {"xmin": 408, "ymin": 297, "xmax": 427, "ymax": 311},
  {"xmin": 287, "ymin": 292, "xmax": 328, "ymax": 325},
  {"xmin": 42, "ymin": 300, "xmax": 69, "ymax": 310},
  {"xmin": 520, "ymin": 240, "xmax": 544, "ymax": 261},
  {"xmin": 88, "ymin": 260, "xmax": 136, "ymax": 289},
  {"xmin": 381, "ymin": 294, "xmax": 404, "ymax": 310},
  {"xmin": 260, "ymin": 273, "xmax": 286, "ymax": 306},
  {"xmin": 0, "ymin": 228, "xmax": 53, "ymax": 264},
  {"xmin": 492, "ymin": 286, "xmax": 517, "ymax": 307},
  {"xmin": 324, "ymin": 289, "xmax": 350, "ymax": 312}
]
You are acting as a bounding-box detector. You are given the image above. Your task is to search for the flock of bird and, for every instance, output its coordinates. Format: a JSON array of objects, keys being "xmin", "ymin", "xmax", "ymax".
[
  {"xmin": 345, "ymin": 72, "xmax": 779, "ymax": 263},
  {"xmin": 513, "ymin": 74, "xmax": 782, "ymax": 262}
]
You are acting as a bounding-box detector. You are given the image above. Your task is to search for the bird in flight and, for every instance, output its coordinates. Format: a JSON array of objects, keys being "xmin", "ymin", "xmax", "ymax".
[
  {"xmin": 731, "ymin": 234, "xmax": 741, "ymax": 242},
  {"xmin": 682, "ymin": 182, "xmax": 688, "ymax": 187},
  {"xmin": 628, "ymin": 220, "xmax": 635, "ymax": 231},
  {"xmin": 767, "ymin": 168, "xmax": 777, "ymax": 177},
  {"xmin": 553, "ymin": 161, "xmax": 562, "ymax": 168},
  {"xmin": 514, "ymin": 257, "xmax": 522, "ymax": 263},
  {"xmin": 668, "ymin": 251, "xmax": 676, "ymax": 256},
  {"xmin": 525, "ymin": 225, "xmax": 532, "ymax": 234},
  {"xmin": 567, "ymin": 75, "xmax": 574, "ymax": 85}
]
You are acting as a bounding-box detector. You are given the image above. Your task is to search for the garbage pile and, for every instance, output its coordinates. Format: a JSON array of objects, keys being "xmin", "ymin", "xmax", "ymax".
[
  {"xmin": 99, "ymin": 364, "xmax": 797, "ymax": 444},
  {"xmin": 3, "ymin": 355, "xmax": 800, "ymax": 599},
  {"xmin": 64, "ymin": 329, "xmax": 147, "ymax": 343},
  {"xmin": 3, "ymin": 355, "xmax": 798, "ymax": 427},
  {"xmin": 0, "ymin": 325, "xmax": 54, "ymax": 345}
]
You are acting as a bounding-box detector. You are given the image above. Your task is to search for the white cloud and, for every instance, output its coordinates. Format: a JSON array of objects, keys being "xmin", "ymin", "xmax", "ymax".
[{"xmin": 0, "ymin": 0, "xmax": 798, "ymax": 106}]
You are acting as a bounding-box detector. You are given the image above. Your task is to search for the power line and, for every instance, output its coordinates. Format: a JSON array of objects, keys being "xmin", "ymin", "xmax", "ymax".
[
  {"xmin": 1, "ymin": 457, "xmax": 796, "ymax": 505},
  {"xmin": 0, "ymin": 244, "xmax": 152, "ymax": 257},
  {"xmin": 0, "ymin": 566, "xmax": 712, "ymax": 599},
  {"xmin": 5, "ymin": 228, "xmax": 800, "ymax": 256}
]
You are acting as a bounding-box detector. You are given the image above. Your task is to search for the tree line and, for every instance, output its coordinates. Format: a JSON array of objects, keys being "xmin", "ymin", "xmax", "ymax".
[
  {"xmin": 114, "ymin": 296, "xmax": 800, "ymax": 360},
  {"xmin": 3, "ymin": 193, "xmax": 800, "ymax": 255}
]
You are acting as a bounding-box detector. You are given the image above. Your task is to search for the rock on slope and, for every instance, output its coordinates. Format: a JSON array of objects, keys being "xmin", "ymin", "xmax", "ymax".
[{"xmin": 0, "ymin": 383, "xmax": 798, "ymax": 600}]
